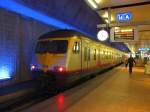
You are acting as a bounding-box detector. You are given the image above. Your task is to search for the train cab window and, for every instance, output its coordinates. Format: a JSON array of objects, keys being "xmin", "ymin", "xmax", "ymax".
[
  {"xmin": 35, "ymin": 41, "xmax": 49, "ymax": 53},
  {"xmin": 94, "ymin": 49, "xmax": 96, "ymax": 60},
  {"xmin": 73, "ymin": 42, "xmax": 80, "ymax": 53},
  {"xmin": 35, "ymin": 40, "xmax": 68, "ymax": 54}
]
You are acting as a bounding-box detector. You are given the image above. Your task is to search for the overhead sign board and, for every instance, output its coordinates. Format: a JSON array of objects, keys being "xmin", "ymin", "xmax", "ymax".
[
  {"xmin": 138, "ymin": 48, "xmax": 150, "ymax": 51},
  {"xmin": 110, "ymin": 26, "xmax": 138, "ymax": 42},
  {"xmin": 117, "ymin": 12, "xmax": 132, "ymax": 22}
]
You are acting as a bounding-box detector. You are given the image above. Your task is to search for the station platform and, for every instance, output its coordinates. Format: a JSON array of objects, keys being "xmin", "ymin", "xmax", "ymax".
[{"xmin": 22, "ymin": 66, "xmax": 150, "ymax": 112}]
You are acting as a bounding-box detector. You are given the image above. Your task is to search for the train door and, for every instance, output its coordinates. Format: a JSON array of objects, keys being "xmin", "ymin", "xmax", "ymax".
[
  {"xmin": 83, "ymin": 47, "xmax": 90, "ymax": 69},
  {"xmin": 81, "ymin": 39, "xmax": 90, "ymax": 71}
]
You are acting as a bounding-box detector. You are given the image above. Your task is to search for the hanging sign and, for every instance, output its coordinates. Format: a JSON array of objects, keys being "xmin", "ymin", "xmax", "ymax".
[
  {"xmin": 117, "ymin": 12, "xmax": 132, "ymax": 22},
  {"xmin": 110, "ymin": 26, "xmax": 138, "ymax": 42}
]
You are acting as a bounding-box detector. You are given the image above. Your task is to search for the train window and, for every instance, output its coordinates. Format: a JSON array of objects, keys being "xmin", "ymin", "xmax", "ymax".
[
  {"xmin": 94, "ymin": 49, "xmax": 96, "ymax": 60},
  {"xmin": 111, "ymin": 52, "xmax": 113, "ymax": 59},
  {"xmin": 105, "ymin": 51, "xmax": 108, "ymax": 59},
  {"xmin": 87, "ymin": 48, "xmax": 90, "ymax": 61},
  {"xmin": 103, "ymin": 51, "xmax": 106, "ymax": 59},
  {"xmin": 73, "ymin": 42, "xmax": 80, "ymax": 53},
  {"xmin": 84, "ymin": 47, "xmax": 90, "ymax": 61},
  {"xmin": 35, "ymin": 40, "xmax": 68, "ymax": 54},
  {"xmin": 107, "ymin": 51, "xmax": 109, "ymax": 59},
  {"xmin": 84, "ymin": 47, "xmax": 87, "ymax": 61},
  {"xmin": 100, "ymin": 51, "xmax": 103, "ymax": 55},
  {"xmin": 98, "ymin": 50, "xmax": 100, "ymax": 60},
  {"xmin": 108, "ymin": 52, "xmax": 111, "ymax": 59}
]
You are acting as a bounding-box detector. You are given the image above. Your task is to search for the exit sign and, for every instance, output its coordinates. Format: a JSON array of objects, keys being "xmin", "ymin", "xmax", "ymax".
[{"xmin": 117, "ymin": 12, "xmax": 132, "ymax": 22}]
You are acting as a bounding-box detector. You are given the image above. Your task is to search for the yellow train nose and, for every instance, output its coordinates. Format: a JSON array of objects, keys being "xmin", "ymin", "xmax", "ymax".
[{"xmin": 42, "ymin": 65, "xmax": 49, "ymax": 72}]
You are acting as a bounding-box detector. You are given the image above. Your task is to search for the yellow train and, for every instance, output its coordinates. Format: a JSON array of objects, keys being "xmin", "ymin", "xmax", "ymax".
[{"xmin": 31, "ymin": 30, "xmax": 125, "ymax": 87}]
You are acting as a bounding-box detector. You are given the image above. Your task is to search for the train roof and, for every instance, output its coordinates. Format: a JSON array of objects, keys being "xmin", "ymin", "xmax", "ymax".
[
  {"xmin": 39, "ymin": 29, "xmax": 86, "ymax": 40},
  {"xmin": 38, "ymin": 29, "xmax": 128, "ymax": 53}
]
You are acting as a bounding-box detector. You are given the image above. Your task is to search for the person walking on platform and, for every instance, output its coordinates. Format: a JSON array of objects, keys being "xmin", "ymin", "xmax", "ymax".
[{"xmin": 127, "ymin": 55, "xmax": 136, "ymax": 74}]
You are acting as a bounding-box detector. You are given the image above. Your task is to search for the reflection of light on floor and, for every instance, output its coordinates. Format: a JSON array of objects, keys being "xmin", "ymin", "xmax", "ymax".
[
  {"xmin": 122, "ymin": 67, "xmax": 150, "ymax": 85},
  {"xmin": 119, "ymin": 66, "xmax": 144, "ymax": 73},
  {"xmin": 133, "ymin": 67, "xmax": 144, "ymax": 73},
  {"xmin": 119, "ymin": 66, "xmax": 128, "ymax": 71},
  {"xmin": 57, "ymin": 93, "xmax": 65, "ymax": 112}
]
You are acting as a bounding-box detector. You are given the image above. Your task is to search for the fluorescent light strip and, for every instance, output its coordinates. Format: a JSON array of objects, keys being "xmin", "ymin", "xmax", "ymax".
[
  {"xmin": 94, "ymin": 0, "xmax": 101, "ymax": 4},
  {"xmin": 105, "ymin": 19, "xmax": 109, "ymax": 23},
  {"xmin": 0, "ymin": 0, "xmax": 75, "ymax": 29},
  {"xmin": 0, "ymin": 0, "xmax": 94, "ymax": 38},
  {"xmin": 0, "ymin": 77, "xmax": 10, "ymax": 80},
  {"xmin": 87, "ymin": 0, "xmax": 98, "ymax": 9}
]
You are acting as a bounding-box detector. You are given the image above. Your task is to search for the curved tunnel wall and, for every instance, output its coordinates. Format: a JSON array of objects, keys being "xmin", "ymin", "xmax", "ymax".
[
  {"xmin": 14, "ymin": 0, "xmax": 102, "ymax": 38},
  {"xmin": 0, "ymin": 9, "xmax": 56, "ymax": 87}
]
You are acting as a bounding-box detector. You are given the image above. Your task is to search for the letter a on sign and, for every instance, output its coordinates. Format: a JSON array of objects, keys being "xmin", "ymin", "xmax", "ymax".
[{"xmin": 126, "ymin": 15, "xmax": 130, "ymax": 20}]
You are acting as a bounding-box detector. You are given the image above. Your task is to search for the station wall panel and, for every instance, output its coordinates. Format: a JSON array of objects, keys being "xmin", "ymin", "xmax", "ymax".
[{"xmin": 0, "ymin": 9, "xmax": 56, "ymax": 87}]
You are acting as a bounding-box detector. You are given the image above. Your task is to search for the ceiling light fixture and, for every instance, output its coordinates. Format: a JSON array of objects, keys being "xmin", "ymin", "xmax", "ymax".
[
  {"xmin": 94, "ymin": 0, "xmax": 101, "ymax": 4},
  {"xmin": 85, "ymin": 0, "xmax": 99, "ymax": 9}
]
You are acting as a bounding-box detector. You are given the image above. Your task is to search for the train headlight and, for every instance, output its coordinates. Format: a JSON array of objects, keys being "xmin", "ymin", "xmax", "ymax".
[
  {"xmin": 31, "ymin": 64, "xmax": 38, "ymax": 71},
  {"xmin": 31, "ymin": 65, "xmax": 36, "ymax": 70}
]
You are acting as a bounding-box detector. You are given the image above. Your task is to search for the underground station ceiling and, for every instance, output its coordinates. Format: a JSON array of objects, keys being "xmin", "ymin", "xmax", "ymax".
[
  {"xmin": 95, "ymin": 0, "xmax": 150, "ymax": 9},
  {"xmin": 91, "ymin": 0, "xmax": 150, "ymax": 53},
  {"xmin": 1, "ymin": 0, "xmax": 149, "ymax": 52}
]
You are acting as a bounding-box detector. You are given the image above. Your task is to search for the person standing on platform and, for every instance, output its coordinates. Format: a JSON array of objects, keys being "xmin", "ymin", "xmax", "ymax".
[{"xmin": 127, "ymin": 55, "xmax": 136, "ymax": 74}]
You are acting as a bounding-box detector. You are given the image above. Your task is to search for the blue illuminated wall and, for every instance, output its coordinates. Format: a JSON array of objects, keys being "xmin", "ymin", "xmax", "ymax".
[
  {"xmin": 0, "ymin": 10, "xmax": 18, "ymax": 83},
  {"xmin": 0, "ymin": 9, "xmax": 56, "ymax": 87}
]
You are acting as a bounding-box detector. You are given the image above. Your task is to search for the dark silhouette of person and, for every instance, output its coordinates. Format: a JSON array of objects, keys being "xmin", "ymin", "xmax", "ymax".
[{"xmin": 127, "ymin": 55, "xmax": 136, "ymax": 74}]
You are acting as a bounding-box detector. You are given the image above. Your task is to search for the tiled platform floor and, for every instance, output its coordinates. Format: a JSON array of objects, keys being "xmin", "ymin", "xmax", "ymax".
[{"xmin": 23, "ymin": 66, "xmax": 150, "ymax": 112}]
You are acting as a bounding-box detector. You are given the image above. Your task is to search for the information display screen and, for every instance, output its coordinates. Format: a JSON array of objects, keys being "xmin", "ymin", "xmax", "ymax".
[
  {"xmin": 114, "ymin": 29, "xmax": 134, "ymax": 40},
  {"xmin": 110, "ymin": 26, "xmax": 138, "ymax": 42}
]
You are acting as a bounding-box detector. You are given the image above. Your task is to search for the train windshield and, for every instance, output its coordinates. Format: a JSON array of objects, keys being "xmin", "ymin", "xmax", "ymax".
[{"xmin": 35, "ymin": 40, "xmax": 68, "ymax": 53}]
